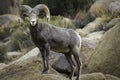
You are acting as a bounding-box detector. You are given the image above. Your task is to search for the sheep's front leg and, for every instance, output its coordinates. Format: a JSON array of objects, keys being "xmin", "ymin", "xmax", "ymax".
[
  {"xmin": 40, "ymin": 43, "xmax": 50, "ymax": 74},
  {"xmin": 40, "ymin": 49, "xmax": 48, "ymax": 73},
  {"xmin": 45, "ymin": 43, "xmax": 50, "ymax": 73}
]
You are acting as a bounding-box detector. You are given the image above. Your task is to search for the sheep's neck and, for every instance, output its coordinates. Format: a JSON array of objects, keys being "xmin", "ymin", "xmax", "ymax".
[
  {"xmin": 29, "ymin": 22, "xmax": 39, "ymax": 42},
  {"xmin": 29, "ymin": 22, "xmax": 45, "ymax": 47}
]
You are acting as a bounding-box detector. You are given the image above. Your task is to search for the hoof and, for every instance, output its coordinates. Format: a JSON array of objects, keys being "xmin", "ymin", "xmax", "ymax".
[
  {"xmin": 42, "ymin": 69, "xmax": 49, "ymax": 74},
  {"xmin": 68, "ymin": 76, "xmax": 73, "ymax": 80},
  {"xmin": 75, "ymin": 78, "xmax": 80, "ymax": 80},
  {"xmin": 70, "ymin": 78, "xmax": 73, "ymax": 80}
]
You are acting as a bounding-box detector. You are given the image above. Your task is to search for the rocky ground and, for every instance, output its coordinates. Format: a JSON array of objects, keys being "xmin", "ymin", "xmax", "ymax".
[{"xmin": 0, "ymin": 47, "xmax": 120, "ymax": 80}]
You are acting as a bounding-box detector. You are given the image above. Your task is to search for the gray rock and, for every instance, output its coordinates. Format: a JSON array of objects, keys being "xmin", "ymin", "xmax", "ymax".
[
  {"xmin": 0, "ymin": 0, "xmax": 19, "ymax": 15},
  {"xmin": 0, "ymin": 63, "xmax": 7, "ymax": 70},
  {"xmin": 7, "ymin": 52, "xmax": 22, "ymax": 58},
  {"xmin": 9, "ymin": 47, "xmax": 69, "ymax": 74},
  {"xmin": 76, "ymin": 17, "xmax": 108, "ymax": 37},
  {"xmin": 9, "ymin": 47, "xmax": 40, "ymax": 65},
  {"xmin": 105, "ymin": 74, "xmax": 120, "ymax": 80},
  {"xmin": 80, "ymin": 72, "xmax": 106, "ymax": 80},
  {"xmin": 89, "ymin": 0, "xmax": 117, "ymax": 17},
  {"xmin": 87, "ymin": 24, "xmax": 120, "ymax": 77},
  {"xmin": 105, "ymin": 18, "xmax": 120, "ymax": 31},
  {"xmin": 0, "ymin": 51, "xmax": 67, "ymax": 80},
  {"xmin": 0, "ymin": 14, "xmax": 22, "ymax": 26},
  {"xmin": 1, "ymin": 48, "xmax": 120, "ymax": 80},
  {"xmin": 0, "ymin": 14, "xmax": 22, "ymax": 40},
  {"xmin": 109, "ymin": 0, "xmax": 120, "ymax": 17},
  {"xmin": 82, "ymin": 31, "xmax": 104, "ymax": 49},
  {"xmin": 74, "ymin": 12, "xmax": 95, "ymax": 28},
  {"xmin": 52, "ymin": 54, "xmax": 70, "ymax": 73}
]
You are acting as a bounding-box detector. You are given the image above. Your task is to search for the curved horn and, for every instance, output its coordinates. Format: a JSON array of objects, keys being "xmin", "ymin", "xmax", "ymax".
[
  {"xmin": 19, "ymin": 5, "xmax": 32, "ymax": 18},
  {"xmin": 33, "ymin": 4, "xmax": 50, "ymax": 22}
]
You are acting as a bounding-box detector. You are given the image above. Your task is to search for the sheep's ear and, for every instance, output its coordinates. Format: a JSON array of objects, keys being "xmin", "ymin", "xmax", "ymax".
[
  {"xmin": 33, "ymin": 4, "xmax": 50, "ymax": 22},
  {"xmin": 19, "ymin": 5, "xmax": 32, "ymax": 19}
]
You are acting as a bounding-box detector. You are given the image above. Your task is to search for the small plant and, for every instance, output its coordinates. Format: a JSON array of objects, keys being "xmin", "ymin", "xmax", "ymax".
[
  {"xmin": 0, "ymin": 21, "xmax": 22, "ymax": 40},
  {"xmin": 39, "ymin": 16, "xmax": 76, "ymax": 29},
  {"xmin": 10, "ymin": 22, "xmax": 35, "ymax": 53},
  {"xmin": 0, "ymin": 42, "xmax": 7, "ymax": 62}
]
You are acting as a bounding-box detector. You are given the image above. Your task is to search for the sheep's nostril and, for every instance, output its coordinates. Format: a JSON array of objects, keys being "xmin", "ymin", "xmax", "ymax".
[
  {"xmin": 32, "ymin": 21, "xmax": 35, "ymax": 24},
  {"xmin": 30, "ymin": 19, "xmax": 37, "ymax": 26}
]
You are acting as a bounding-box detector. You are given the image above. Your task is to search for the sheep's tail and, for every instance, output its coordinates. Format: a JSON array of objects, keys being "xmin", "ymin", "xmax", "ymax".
[{"xmin": 75, "ymin": 31, "xmax": 82, "ymax": 48}]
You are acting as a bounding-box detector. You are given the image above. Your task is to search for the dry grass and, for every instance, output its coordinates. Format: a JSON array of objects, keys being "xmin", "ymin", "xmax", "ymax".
[
  {"xmin": 75, "ymin": 10, "xmax": 87, "ymax": 21},
  {"xmin": 89, "ymin": 0, "xmax": 118, "ymax": 17}
]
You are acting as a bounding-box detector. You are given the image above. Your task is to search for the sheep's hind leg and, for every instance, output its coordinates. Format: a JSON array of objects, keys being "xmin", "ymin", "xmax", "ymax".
[
  {"xmin": 65, "ymin": 53, "xmax": 75, "ymax": 80},
  {"xmin": 72, "ymin": 47, "xmax": 82, "ymax": 80}
]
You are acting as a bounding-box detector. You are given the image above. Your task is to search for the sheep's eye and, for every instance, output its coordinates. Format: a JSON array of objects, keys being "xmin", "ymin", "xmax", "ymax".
[{"xmin": 23, "ymin": 13, "xmax": 28, "ymax": 17}]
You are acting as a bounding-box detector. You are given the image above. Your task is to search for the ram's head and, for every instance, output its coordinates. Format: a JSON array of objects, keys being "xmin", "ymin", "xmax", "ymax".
[{"xmin": 20, "ymin": 4, "xmax": 50, "ymax": 26}]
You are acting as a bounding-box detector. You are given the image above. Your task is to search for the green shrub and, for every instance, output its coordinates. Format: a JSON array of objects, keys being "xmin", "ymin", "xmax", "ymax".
[
  {"xmin": 0, "ymin": 42, "xmax": 7, "ymax": 62},
  {"xmin": 10, "ymin": 22, "xmax": 35, "ymax": 53},
  {"xmin": 39, "ymin": 16, "xmax": 76, "ymax": 29},
  {"xmin": 0, "ymin": 20, "xmax": 22, "ymax": 41},
  {"xmin": 0, "ymin": 25, "xmax": 11, "ymax": 40}
]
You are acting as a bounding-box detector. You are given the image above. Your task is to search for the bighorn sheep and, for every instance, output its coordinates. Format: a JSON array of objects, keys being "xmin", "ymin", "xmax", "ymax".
[{"xmin": 20, "ymin": 4, "xmax": 82, "ymax": 80}]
